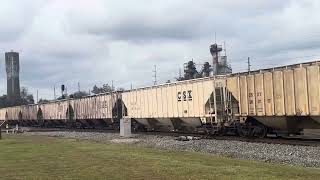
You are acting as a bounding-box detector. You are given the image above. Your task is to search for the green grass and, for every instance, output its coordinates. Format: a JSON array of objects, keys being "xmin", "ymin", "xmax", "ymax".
[{"xmin": 0, "ymin": 135, "xmax": 319, "ymax": 180}]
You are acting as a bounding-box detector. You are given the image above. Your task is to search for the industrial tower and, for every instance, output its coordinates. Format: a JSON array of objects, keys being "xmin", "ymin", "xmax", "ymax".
[
  {"xmin": 5, "ymin": 51, "xmax": 21, "ymax": 104},
  {"xmin": 210, "ymin": 43, "xmax": 232, "ymax": 75}
]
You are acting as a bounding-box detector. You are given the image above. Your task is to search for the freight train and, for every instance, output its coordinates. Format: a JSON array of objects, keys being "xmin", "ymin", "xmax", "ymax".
[{"xmin": 1, "ymin": 61, "xmax": 320, "ymax": 137}]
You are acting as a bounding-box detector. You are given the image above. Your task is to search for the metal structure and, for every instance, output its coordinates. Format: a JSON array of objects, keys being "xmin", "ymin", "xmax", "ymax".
[{"xmin": 210, "ymin": 43, "xmax": 232, "ymax": 75}]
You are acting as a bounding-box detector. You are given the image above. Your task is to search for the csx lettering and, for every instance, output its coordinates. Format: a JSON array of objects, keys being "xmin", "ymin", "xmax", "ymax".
[
  {"xmin": 177, "ymin": 90, "xmax": 192, "ymax": 101},
  {"xmin": 177, "ymin": 92, "xmax": 182, "ymax": 101},
  {"xmin": 183, "ymin": 91, "xmax": 187, "ymax": 101},
  {"xmin": 188, "ymin": 90, "xmax": 192, "ymax": 100}
]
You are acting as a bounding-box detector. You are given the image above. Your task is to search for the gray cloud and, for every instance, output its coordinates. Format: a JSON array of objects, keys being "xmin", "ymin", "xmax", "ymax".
[{"xmin": 0, "ymin": 0, "xmax": 320, "ymax": 99}]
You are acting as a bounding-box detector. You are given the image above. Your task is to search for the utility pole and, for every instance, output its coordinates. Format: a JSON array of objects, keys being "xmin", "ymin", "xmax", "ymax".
[
  {"xmin": 78, "ymin": 82, "xmax": 80, "ymax": 93},
  {"xmin": 111, "ymin": 80, "xmax": 114, "ymax": 91},
  {"xmin": 36, "ymin": 90, "xmax": 38, "ymax": 103},
  {"xmin": 153, "ymin": 65, "xmax": 157, "ymax": 85},
  {"xmin": 247, "ymin": 57, "xmax": 251, "ymax": 73},
  {"xmin": 224, "ymin": 41, "xmax": 227, "ymax": 56},
  {"xmin": 61, "ymin": 85, "xmax": 65, "ymax": 98},
  {"xmin": 179, "ymin": 68, "xmax": 182, "ymax": 79},
  {"xmin": 214, "ymin": 32, "xmax": 217, "ymax": 43},
  {"xmin": 54, "ymin": 85, "xmax": 56, "ymax": 100}
]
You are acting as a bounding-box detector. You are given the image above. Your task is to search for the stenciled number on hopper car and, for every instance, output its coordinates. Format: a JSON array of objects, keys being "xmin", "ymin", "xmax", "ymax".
[
  {"xmin": 98, "ymin": 101, "xmax": 108, "ymax": 109},
  {"xmin": 177, "ymin": 90, "xmax": 192, "ymax": 102}
]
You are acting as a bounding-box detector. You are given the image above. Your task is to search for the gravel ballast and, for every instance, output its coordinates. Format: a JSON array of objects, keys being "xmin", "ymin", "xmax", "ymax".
[{"xmin": 26, "ymin": 131, "xmax": 320, "ymax": 168}]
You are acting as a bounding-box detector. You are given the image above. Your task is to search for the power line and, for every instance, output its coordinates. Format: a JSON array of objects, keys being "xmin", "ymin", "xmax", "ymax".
[
  {"xmin": 77, "ymin": 82, "xmax": 80, "ymax": 92},
  {"xmin": 53, "ymin": 85, "xmax": 56, "ymax": 100}
]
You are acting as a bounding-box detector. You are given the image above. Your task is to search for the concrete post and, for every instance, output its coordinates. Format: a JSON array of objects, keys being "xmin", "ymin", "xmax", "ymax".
[{"xmin": 120, "ymin": 118, "xmax": 132, "ymax": 137}]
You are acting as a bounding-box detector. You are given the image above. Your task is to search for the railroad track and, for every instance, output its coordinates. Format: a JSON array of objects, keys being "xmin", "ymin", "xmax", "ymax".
[
  {"xmin": 21, "ymin": 127, "xmax": 320, "ymax": 147},
  {"xmin": 136, "ymin": 131, "xmax": 320, "ymax": 147}
]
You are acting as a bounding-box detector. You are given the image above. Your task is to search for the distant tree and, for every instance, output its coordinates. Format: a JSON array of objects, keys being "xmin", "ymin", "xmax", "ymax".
[
  {"xmin": 91, "ymin": 84, "xmax": 115, "ymax": 94},
  {"xmin": 176, "ymin": 76, "xmax": 185, "ymax": 81},
  {"xmin": 38, "ymin": 99, "xmax": 50, "ymax": 104},
  {"xmin": 184, "ymin": 60, "xmax": 199, "ymax": 80},
  {"xmin": 117, "ymin": 87, "xmax": 125, "ymax": 92},
  {"xmin": 0, "ymin": 95, "xmax": 8, "ymax": 108},
  {"xmin": 69, "ymin": 91, "xmax": 89, "ymax": 99},
  {"xmin": 57, "ymin": 96, "xmax": 65, "ymax": 100},
  {"xmin": 20, "ymin": 87, "xmax": 28, "ymax": 99},
  {"xmin": 91, "ymin": 85, "xmax": 101, "ymax": 94},
  {"xmin": 0, "ymin": 87, "xmax": 34, "ymax": 107},
  {"xmin": 102, "ymin": 84, "xmax": 114, "ymax": 92},
  {"xmin": 19, "ymin": 87, "xmax": 34, "ymax": 105},
  {"xmin": 201, "ymin": 62, "xmax": 211, "ymax": 77},
  {"xmin": 166, "ymin": 80, "xmax": 171, "ymax": 83}
]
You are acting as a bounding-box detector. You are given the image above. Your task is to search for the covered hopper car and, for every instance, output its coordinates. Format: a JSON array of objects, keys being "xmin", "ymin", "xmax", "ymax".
[
  {"xmin": 1, "ymin": 61, "xmax": 320, "ymax": 137},
  {"xmin": 121, "ymin": 76, "xmax": 231, "ymax": 133},
  {"xmin": 0, "ymin": 92, "xmax": 122, "ymax": 129},
  {"xmin": 122, "ymin": 61, "xmax": 320, "ymax": 137},
  {"xmin": 227, "ymin": 61, "xmax": 320, "ymax": 136}
]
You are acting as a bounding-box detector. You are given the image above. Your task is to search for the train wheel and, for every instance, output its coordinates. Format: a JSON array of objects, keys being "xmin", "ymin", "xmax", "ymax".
[
  {"xmin": 112, "ymin": 124, "xmax": 120, "ymax": 131},
  {"xmin": 253, "ymin": 125, "xmax": 267, "ymax": 138},
  {"xmin": 237, "ymin": 124, "xmax": 251, "ymax": 138}
]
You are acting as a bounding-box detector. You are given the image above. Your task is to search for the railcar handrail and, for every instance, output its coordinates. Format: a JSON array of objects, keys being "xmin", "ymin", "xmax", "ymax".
[{"xmin": 0, "ymin": 120, "xmax": 6, "ymax": 127}]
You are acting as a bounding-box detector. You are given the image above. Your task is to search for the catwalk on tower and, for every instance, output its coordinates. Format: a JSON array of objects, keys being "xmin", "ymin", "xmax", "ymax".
[{"xmin": 5, "ymin": 51, "xmax": 21, "ymax": 104}]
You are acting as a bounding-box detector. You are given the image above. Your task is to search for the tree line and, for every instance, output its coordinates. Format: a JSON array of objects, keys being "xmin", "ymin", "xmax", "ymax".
[
  {"xmin": 177, "ymin": 60, "xmax": 211, "ymax": 81},
  {"xmin": 0, "ymin": 84, "xmax": 125, "ymax": 108},
  {"xmin": 0, "ymin": 87, "xmax": 34, "ymax": 108},
  {"xmin": 40, "ymin": 84, "xmax": 124, "ymax": 103}
]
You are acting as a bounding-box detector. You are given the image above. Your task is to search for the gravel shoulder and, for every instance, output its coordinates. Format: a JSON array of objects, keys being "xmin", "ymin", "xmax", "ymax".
[{"xmin": 26, "ymin": 131, "xmax": 320, "ymax": 168}]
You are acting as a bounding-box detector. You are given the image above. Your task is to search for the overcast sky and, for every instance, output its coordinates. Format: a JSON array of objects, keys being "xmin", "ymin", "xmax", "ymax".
[{"xmin": 1, "ymin": 0, "xmax": 320, "ymax": 100}]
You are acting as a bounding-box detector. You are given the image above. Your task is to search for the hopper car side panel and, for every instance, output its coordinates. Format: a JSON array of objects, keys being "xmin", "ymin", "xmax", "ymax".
[
  {"xmin": 0, "ymin": 108, "xmax": 6, "ymax": 121},
  {"xmin": 307, "ymin": 66, "xmax": 320, "ymax": 116},
  {"xmin": 122, "ymin": 78, "xmax": 217, "ymax": 119},
  {"xmin": 294, "ymin": 68, "xmax": 309, "ymax": 115},
  {"xmin": 263, "ymin": 72, "xmax": 274, "ymax": 116},
  {"xmin": 254, "ymin": 73, "xmax": 265, "ymax": 116},
  {"xmin": 227, "ymin": 63, "xmax": 320, "ymax": 133},
  {"xmin": 272, "ymin": 71, "xmax": 285, "ymax": 116},
  {"xmin": 283, "ymin": 70, "xmax": 295, "ymax": 115}
]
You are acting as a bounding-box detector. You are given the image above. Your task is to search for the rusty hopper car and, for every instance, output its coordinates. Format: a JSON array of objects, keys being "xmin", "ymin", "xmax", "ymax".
[
  {"xmin": 73, "ymin": 92, "xmax": 122, "ymax": 129},
  {"xmin": 227, "ymin": 61, "xmax": 320, "ymax": 136},
  {"xmin": 121, "ymin": 76, "xmax": 232, "ymax": 132},
  {"xmin": 38, "ymin": 99, "xmax": 74, "ymax": 127}
]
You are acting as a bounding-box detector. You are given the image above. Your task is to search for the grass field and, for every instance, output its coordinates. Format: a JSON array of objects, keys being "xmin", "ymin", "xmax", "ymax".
[{"xmin": 0, "ymin": 135, "xmax": 319, "ymax": 180}]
